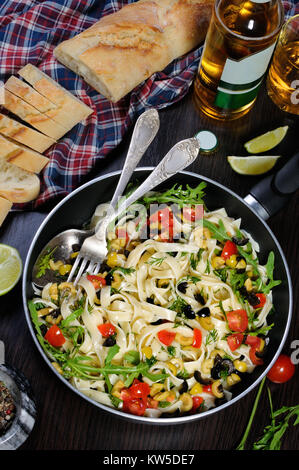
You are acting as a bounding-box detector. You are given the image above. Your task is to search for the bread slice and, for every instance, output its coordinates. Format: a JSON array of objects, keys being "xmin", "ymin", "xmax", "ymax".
[
  {"xmin": 0, "ymin": 159, "xmax": 40, "ymax": 203},
  {"xmin": 1, "ymin": 86, "xmax": 67, "ymax": 140},
  {"xmin": 0, "ymin": 113, "xmax": 55, "ymax": 153},
  {"xmin": 0, "ymin": 196, "xmax": 12, "ymax": 226},
  {"xmin": 5, "ymin": 76, "xmax": 78, "ymax": 132},
  {"xmin": 0, "ymin": 134, "xmax": 49, "ymax": 173},
  {"xmin": 18, "ymin": 64, "xmax": 93, "ymax": 125}
]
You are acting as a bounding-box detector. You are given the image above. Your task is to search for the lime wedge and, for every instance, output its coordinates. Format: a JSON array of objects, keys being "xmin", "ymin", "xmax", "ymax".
[
  {"xmin": 228, "ymin": 155, "xmax": 280, "ymax": 175},
  {"xmin": 0, "ymin": 244, "xmax": 22, "ymax": 295},
  {"xmin": 244, "ymin": 126, "xmax": 288, "ymax": 154}
]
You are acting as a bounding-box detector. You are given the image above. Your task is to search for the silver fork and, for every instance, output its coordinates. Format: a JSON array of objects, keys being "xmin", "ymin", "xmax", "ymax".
[
  {"xmin": 67, "ymin": 108, "xmax": 159, "ymax": 283},
  {"xmin": 69, "ymin": 137, "xmax": 200, "ymax": 285}
]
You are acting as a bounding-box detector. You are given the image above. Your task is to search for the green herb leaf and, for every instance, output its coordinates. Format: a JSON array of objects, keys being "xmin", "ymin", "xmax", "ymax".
[
  {"xmin": 202, "ymin": 219, "xmax": 230, "ymax": 242},
  {"xmin": 124, "ymin": 350, "xmax": 140, "ymax": 365},
  {"xmin": 140, "ymin": 182, "xmax": 206, "ymax": 208},
  {"xmin": 36, "ymin": 246, "xmax": 57, "ymax": 278}
]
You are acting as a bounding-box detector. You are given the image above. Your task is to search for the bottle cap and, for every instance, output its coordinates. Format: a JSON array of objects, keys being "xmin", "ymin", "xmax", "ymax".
[{"xmin": 194, "ymin": 130, "xmax": 218, "ymax": 154}]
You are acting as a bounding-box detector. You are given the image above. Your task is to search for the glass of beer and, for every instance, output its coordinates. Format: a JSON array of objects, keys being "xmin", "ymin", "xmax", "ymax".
[{"xmin": 267, "ymin": 14, "xmax": 299, "ymax": 115}]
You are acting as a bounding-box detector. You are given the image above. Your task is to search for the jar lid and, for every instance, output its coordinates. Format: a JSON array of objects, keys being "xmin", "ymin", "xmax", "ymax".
[{"xmin": 194, "ymin": 130, "xmax": 218, "ymax": 154}]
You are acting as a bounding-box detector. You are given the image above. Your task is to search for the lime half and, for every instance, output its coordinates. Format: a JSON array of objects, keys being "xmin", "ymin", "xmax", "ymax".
[
  {"xmin": 244, "ymin": 126, "xmax": 288, "ymax": 154},
  {"xmin": 228, "ymin": 155, "xmax": 280, "ymax": 175},
  {"xmin": 0, "ymin": 244, "xmax": 22, "ymax": 295}
]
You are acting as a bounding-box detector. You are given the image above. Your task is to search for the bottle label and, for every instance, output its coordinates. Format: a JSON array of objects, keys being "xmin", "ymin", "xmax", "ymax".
[{"xmin": 214, "ymin": 42, "xmax": 276, "ymax": 110}]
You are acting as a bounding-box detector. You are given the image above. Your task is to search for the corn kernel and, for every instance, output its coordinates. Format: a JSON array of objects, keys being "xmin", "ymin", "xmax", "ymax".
[
  {"xmin": 226, "ymin": 373, "xmax": 241, "ymax": 387},
  {"xmin": 233, "ymin": 360, "xmax": 247, "ymax": 373},
  {"xmin": 141, "ymin": 346, "xmax": 153, "ymax": 359},
  {"xmin": 226, "ymin": 254, "xmax": 237, "ymax": 268},
  {"xmin": 236, "ymin": 258, "xmax": 246, "ymax": 270},
  {"xmin": 190, "ymin": 383, "xmax": 203, "ymax": 395},
  {"xmin": 244, "ymin": 278, "xmax": 253, "ymax": 292},
  {"xmin": 59, "ymin": 264, "xmax": 72, "ymax": 276},
  {"xmin": 70, "ymin": 251, "xmax": 79, "ymax": 259},
  {"xmin": 107, "ymin": 252, "xmax": 118, "ymax": 268}
]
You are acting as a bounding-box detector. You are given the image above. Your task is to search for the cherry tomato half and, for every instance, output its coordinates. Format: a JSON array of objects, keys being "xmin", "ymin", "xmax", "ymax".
[
  {"xmin": 253, "ymin": 293, "xmax": 267, "ymax": 309},
  {"xmin": 87, "ymin": 275, "xmax": 106, "ymax": 290},
  {"xmin": 245, "ymin": 335, "xmax": 263, "ymax": 349},
  {"xmin": 227, "ymin": 309, "xmax": 248, "ymax": 333},
  {"xmin": 157, "ymin": 329, "xmax": 176, "ymax": 346},
  {"xmin": 221, "ymin": 240, "xmax": 238, "ymax": 260},
  {"xmin": 44, "ymin": 325, "xmax": 66, "ymax": 347},
  {"xmin": 97, "ymin": 322, "xmax": 116, "ymax": 337},
  {"xmin": 267, "ymin": 354, "xmax": 295, "ymax": 383},
  {"xmin": 192, "ymin": 328, "xmax": 202, "ymax": 348},
  {"xmin": 122, "ymin": 398, "xmax": 146, "ymax": 416},
  {"xmin": 227, "ymin": 333, "xmax": 244, "ymax": 352},
  {"xmin": 203, "ymin": 384, "xmax": 212, "ymax": 394},
  {"xmin": 129, "ymin": 381, "xmax": 151, "ymax": 401},
  {"xmin": 192, "ymin": 396, "xmax": 204, "ymax": 411},
  {"xmin": 249, "ymin": 346, "xmax": 264, "ymax": 366}
]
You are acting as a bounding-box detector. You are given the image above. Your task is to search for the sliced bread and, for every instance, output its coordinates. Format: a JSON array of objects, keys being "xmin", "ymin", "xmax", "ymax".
[
  {"xmin": 1, "ymin": 87, "xmax": 67, "ymax": 140},
  {"xmin": 0, "ymin": 113, "xmax": 55, "ymax": 153},
  {"xmin": 0, "ymin": 159, "xmax": 40, "ymax": 203},
  {"xmin": 18, "ymin": 64, "xmax": 93, "ymax": 125},
  {"xmin": 0, "ymin": 196, "xmax": 12, "ymax": 226},
  {"xmin": 0, "ymin": 134, "xmax": 49, "ymax": 173}
]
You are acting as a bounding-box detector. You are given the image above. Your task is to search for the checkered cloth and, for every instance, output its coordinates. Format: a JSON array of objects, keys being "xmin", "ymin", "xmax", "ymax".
[{"xmin": 0, "ymin": 0, "xmax": 297, "ymax": 209}]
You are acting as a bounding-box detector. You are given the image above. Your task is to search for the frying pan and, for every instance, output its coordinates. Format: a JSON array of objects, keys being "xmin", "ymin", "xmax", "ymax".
[{"xmin": 22, "ymin": 153, "xmax": 298, "ymax": 424}]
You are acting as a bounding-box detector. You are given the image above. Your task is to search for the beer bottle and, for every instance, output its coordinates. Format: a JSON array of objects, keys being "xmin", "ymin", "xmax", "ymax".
[{"xmin": 194, "ymin": 0, "xmax": 285, "ymax": 121}]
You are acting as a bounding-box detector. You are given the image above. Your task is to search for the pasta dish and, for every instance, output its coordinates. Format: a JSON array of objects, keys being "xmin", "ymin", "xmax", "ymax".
[{"xmin": 28, "ymin": 182, "xmax": 280, "ymax": 418}]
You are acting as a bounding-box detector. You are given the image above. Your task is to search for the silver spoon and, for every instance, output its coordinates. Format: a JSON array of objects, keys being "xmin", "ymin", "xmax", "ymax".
[{"xmin": 32, "ymin": 108, "xmax": 160, "ymax": 287}]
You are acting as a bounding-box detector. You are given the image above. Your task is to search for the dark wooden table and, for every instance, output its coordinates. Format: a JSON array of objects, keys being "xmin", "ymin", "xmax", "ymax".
[{"xmin": 1, "ymin": 81, "xmax": 298, "ymax": 452}]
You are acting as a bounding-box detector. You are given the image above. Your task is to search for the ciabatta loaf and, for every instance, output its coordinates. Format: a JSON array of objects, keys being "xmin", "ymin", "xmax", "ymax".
[
  {"xmin": 0, "ymin": 196, "xmax": 12, "ymax": 226},
  {"xmin": 0, "ymin": 159, "xmax": 40, "ymax": 203},
  {"xmin": 53, "ymin": 0, "xmax": 213, "ymax": 102},
  {"xmin": 18, "ymin": 64, "xmax": 94, "ymax": 125},
  {"xmin": 0, "ymin": 134, "xmax": 49, "ymax": 174},
  {"xmin": 0, "ymin": 113, "xmax": 55, "ymax": 153}
]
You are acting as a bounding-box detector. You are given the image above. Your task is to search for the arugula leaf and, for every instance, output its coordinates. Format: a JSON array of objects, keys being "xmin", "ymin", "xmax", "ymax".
[
  {"xmin": 140, "ymin": 182, "xmax": 207, "ymax": 208},
  {"xmin": 105, "ymin": 344, "xmax": 120, "ymax": 365},
  {"xmin": 61, "ymin": 306, "xmax": 84, "ymax": 327},
  {"xmin": 236, "ymin": 377, "xmax": 299, "ymax": 450},
  {"xmin": 124, "ymin": 350, "xmax": 140, "ymax": 365},
  {"xmin": 237, "ymin": 246, "xmax": 260, "ymax": 274},
  {"xmin": 261, "ymin": 251, "xmax": 282, "ymax": 294},
  {"xmin": 109, "ymin": 394, "xmax": 122, "ymax": 409},
  {"xmin": 202, "ymin": 219, "xmax": 230, "ymax": 242}
]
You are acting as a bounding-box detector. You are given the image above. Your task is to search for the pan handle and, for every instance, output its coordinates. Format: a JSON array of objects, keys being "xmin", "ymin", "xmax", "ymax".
[{"xmin": 244, "ymin": 152, "xmax": 299, "ymax": 220}]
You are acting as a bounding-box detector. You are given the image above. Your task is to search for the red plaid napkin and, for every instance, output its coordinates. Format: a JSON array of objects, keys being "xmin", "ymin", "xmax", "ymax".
[{"xmin": 0, "ymin": 0, "xmax": 297, "ymax": 209}]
